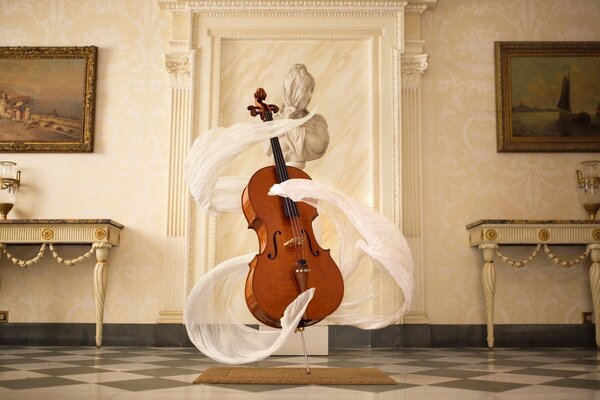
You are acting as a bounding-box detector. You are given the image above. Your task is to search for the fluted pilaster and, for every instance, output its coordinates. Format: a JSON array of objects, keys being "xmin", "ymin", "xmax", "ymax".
[
  {"xmin": 158, "ymin": 51, "xmax": 195, "ymax": 323},
  {"xmin": 400, "ymin": 43, "xmax": 428, "ymax": 323}
]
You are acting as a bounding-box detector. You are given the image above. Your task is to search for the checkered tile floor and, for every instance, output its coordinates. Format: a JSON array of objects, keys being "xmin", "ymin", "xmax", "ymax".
[{"xmin": 0, "ymin": 346, "xmax": 599, "ymax": 399}]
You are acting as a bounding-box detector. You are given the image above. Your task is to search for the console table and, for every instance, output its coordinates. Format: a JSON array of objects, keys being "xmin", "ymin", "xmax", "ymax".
[
  {"xmin": 466, "ymin": 220, "xmax": 600, "ymax": 350},
  {"xmin": 0, "ymin": 219, "xmax": 123, "ymax": 348}
]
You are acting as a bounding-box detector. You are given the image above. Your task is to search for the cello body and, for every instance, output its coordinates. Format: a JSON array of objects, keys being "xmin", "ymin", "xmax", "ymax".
[{"xmin": 242, "ymin": 165, "xmax": 344, "ymax": 328}]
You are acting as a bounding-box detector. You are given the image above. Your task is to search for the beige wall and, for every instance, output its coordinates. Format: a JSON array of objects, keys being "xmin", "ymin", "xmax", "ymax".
[
  {"xmin": 421, "ymin": 0, "xmax": 600, "ymax": 324},
  {"xmin": 0, "ymin": 1, "xmax": 171, "ymax": 323},
  {"xmin": 1, "ymin": 0, "xmax": 599, "ymax": 326}
]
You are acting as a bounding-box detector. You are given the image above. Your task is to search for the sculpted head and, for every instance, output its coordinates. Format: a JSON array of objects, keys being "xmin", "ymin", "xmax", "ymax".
[{"xmin": 282, "ymin": 64, "xmax": 315, "ymax": 115}]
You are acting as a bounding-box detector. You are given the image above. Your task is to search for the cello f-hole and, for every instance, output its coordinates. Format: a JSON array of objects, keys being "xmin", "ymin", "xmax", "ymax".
[
  {"xmin": 301, "ymin": 229, "xmax": 320, "ymax": 257},
  {"xmin": 268, "ymin": 231, "xmax": 282, "ymax": 260}
]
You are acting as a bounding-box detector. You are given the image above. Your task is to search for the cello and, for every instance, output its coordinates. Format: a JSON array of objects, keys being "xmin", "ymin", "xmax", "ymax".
[{"xmin": 242, "ymin": 88, "xmax": 344, "ymax": 329}]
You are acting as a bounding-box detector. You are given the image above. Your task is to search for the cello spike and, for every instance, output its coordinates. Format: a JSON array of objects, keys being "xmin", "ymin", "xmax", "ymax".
[{"xmin": 298, "ymin": 327, "xmax": 311, "ymax": 375}]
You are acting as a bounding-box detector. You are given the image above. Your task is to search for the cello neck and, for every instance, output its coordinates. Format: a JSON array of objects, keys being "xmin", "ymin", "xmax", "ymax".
[
  {"xmin": 261, "ymin": 108, "xmax": 289, "ymax": 184},
  {"xmin": 246, "ymin": 88, "xmax": 299, "ymax": 219}
]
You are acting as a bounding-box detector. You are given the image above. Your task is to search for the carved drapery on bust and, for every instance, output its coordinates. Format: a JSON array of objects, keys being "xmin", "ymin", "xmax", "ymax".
[{"xmin": 264, "ymin": 64, "xmax": 329, "ymax": 169}]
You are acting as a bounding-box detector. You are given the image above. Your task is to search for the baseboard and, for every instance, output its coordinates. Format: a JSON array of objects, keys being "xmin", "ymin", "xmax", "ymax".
[
  {"xmin": 0, "ymin": 323, "xmax": 193, "ymax": 347},
  {"xmin": 0, "ymin": 323, "xmax": 595, "ymax": 348},
  {"xmin": 329, "ymin": 324, "xmax": 595, "ymax": 348}
]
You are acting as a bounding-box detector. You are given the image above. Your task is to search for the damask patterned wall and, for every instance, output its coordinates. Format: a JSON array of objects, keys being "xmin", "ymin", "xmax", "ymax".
[
  {"xmin": 1, "ymin": 0, "xmax": 599, "ymax": 326},
  {"xmin": 421, "ymin": 0, "xmax": 600, "ymax": 324},
  {"xmin": 0, "ymin": 1, "xmax": 171, "ymax": 323}
]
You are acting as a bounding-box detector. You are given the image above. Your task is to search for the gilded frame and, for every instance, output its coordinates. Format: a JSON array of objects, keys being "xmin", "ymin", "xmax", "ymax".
[
  {"xmin": 0, "ymin": 46, "xmax": 97, "ymax": 152},
  {"xmin": 495, "ymin": 41, "xmax": 600, "ymax": 152}
]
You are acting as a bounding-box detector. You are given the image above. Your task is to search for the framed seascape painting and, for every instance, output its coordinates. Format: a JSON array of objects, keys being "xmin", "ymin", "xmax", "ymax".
[
  {"xmin": 0, "ymin": 46, "xmax": 97, "ymax": 152},
  {"xmin": 495, "ymin": 42, "xmax": 600, "ymax": 152}
]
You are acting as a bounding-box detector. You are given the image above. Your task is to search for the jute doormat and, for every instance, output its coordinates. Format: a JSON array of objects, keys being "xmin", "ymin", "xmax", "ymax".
[{"xmin": 194, "ymin": 367, "xmax": 396, "ymax": 385}]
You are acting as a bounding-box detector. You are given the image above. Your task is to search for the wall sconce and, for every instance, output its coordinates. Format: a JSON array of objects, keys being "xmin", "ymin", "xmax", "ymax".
[{"xmin": 0, "ymin": 161, "xmax": 21, "ymax": 219}]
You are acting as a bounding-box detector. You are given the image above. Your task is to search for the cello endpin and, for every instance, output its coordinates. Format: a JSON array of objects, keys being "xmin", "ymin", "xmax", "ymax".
[{"xmin": 299, "ymin": 328, "xmax": 311, "ymax": 375}]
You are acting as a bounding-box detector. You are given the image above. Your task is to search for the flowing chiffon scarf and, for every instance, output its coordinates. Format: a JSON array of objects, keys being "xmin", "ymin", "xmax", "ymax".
[{"xmin": 184, "ymin": 112, "xmax": 414, "ymax": 364}]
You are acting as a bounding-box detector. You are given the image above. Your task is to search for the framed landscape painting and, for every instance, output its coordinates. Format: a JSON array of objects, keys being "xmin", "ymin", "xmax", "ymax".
[
  {"xmin": 0, "ymin": 46, "xmax": 97, "ymax": 152},
  {"xmin": 495, "ymin": 42, "xmax": 600, "ymax": 152}
]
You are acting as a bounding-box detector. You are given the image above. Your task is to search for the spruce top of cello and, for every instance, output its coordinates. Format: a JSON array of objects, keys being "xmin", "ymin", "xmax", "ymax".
[{"xmin": 242, "ymin": 165, "xmax": 344, "ymax": 327}]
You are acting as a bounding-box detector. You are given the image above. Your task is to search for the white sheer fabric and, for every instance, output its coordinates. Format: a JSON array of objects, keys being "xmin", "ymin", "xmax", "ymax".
[
  {"xmin": 184, "ymin": 114, "xmax": 414, "ymax": 364},
  {"xmin": 184, "ymin": 253, "xmax": 315, "ymax": 364},
  {"xmin": 270, "ymin": 180, "xmax": 414, "ymax": 329},
  {"xmin": 184, "ymin": 112, "xmax": 315, "ymax": 214}
]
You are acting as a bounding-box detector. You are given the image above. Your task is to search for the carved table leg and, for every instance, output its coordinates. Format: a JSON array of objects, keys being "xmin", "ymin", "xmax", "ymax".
[
  {"xmin": 93, "ymin": 243, "xmax": 112, "ymax": 348},
  {"xmin": 588, "ymin": 244, "xmax": 600, "ymax": 350},
  {"xmin": 0, "ymin": 244, "xmax": 4, "ymax": 290},
  {"xmin": 479, "ymin": 243, "xmax": 498, "ymax": 350}
]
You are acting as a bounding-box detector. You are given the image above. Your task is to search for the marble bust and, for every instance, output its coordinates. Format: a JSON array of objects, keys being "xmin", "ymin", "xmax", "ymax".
[{"xmin": 265, "ymin": 64, "xmax": 329, "ymax": 169}]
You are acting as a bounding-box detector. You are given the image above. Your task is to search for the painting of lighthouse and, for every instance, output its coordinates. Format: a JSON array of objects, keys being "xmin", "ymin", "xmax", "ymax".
[{"xmin": 495, "ymin": 41, "xmax": 600, "ymax": 152}]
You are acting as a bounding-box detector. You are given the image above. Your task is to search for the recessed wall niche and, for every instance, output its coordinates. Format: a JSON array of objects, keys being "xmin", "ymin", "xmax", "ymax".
[{"xmin": 158, "ymin": 0, "xmax": 434, "ymax": 325}]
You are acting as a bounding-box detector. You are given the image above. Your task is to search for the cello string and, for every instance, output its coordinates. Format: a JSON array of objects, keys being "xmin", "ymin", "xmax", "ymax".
[
  {"xmin": 271, "ymin": 138, "xmax": 294, "ymax": 218},
  {"xmin": 275, "ymin": 139, "xmax": 309, "ymax": 263},
  {"xmin": 264, "ymin": 100, "xmax": 308, "ymax": 265},
  {"xmin": 271, "ymin": 138, "xmax": 291, "ymax": 217},
  {"xmin": 275, "ymin": 139, "xmax": 306, "ymax": 262},
  {"xmin": 272, "ymin": 138, "xmax": 303, "ymax": 253},
  {"xmin": 271, "ymin": 137, "xmax": 306, "ymax": 263}
]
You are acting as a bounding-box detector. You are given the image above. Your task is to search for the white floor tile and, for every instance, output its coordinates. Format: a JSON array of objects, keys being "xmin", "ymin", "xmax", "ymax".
[
  {"xmin": 68, "ymin": 371, "xmax": 151, "ymax": 383},
  {"xmin": 470, "ymin": 372, "xmax": 558, "ymax": 385}
]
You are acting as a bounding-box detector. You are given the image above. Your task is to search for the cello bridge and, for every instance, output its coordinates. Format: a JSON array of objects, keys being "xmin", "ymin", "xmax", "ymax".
[{"xmin": 284, "ymin": 237, "xmax": 304, "ymax": 248}]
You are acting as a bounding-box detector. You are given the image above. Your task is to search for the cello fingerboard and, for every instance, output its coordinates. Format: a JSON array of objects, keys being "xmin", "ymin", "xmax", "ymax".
[{"xmin": 270, "ymin": 136, "xmax": 299, "ymax": 218}]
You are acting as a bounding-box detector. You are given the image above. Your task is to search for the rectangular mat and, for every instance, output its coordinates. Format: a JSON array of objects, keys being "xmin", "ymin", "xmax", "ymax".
[{"xmin": 194, "ymin": 367, "xmax": 396, "ymax": 385}]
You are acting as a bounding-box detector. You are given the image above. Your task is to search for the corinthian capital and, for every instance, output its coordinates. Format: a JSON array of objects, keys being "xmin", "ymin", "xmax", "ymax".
[
  {"xmin": 401, "ymin": 54, "xmax": 428, "ymax": 87},
  {"xmin": 165, "ymin": 54, "xmax": 192, "ymax": 87}
]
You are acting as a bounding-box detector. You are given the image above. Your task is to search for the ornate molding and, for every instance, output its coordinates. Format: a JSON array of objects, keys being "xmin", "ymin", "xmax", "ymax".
[
  {"xmin": 0, "ymin": 221, "xmax": 121, "ymax": 245},
  {"xmin": 467, "ymin": 221, "xmax": 600, "ymax": 246},
  {"xmin": 392, "ymin": 46, "xmax": 400, "ymax": 223},
  {"xmin": 161, "ymin": 0, "xmax": 409, "ymax": 16},
  {"xmin": 165, "ymin": 54, "xmax": 192, "ymax": 86},
  {"xmin": 401, "ymin": 53, "xmax": 428, "ymax": 87},
  {"xmin": 405, "ymin": 4, "xmax": 427, "ymax": 15},
  {"xmin": 211, "ymin": 31, "xmax": 376, "ymax": 40},
  {"xmin": 169, "ymin": 40, "xmax": 190, "ymax": 49},
  {"xmin": 405, "ymin": 0, "xmax": 437, "ymax": 15},
  {"xmin": 589, "ymin": 243, "xmax": 600, "ymax": 254},
  {"xmin": 404, "ymin": 39, "xmax": 425, "ymax": 53}
]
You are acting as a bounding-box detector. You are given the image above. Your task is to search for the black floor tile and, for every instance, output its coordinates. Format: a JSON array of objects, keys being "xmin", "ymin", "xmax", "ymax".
[
  {"xmin": 396, "ymin": 360, "xmax": 464, "ymax": 368},
  {"xmin": 0, "ymin": 358, "xmax": 45, "ymax": 365},
  {"xmin": 98, "ymin": 377, "xmax": 190, "ymax": 391},
  {"xmin": 543, "ymin": 378, "xmax": 600, "ymax": 390},
  {"xmin": 509, "ymin": 367, "xmax": 585, "ymax": 378},
  {"xmin": 32, "ymin": 366, "xmax": 111, "ymax": 376},
  {"xmin": 433, "ymin": 378, "xmax": 526, "ymax": 393},
  {"xmin": 417, "ymin": 368, "xmax": 493, "ymax": 379},
  {"xmin": 67, "ymin": 358, "xmax": 128, "ymax": 366},
  {"xmin": 0, "ymin": 376, "xmax": 84, "ymax": 390}
]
